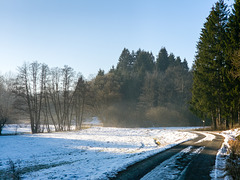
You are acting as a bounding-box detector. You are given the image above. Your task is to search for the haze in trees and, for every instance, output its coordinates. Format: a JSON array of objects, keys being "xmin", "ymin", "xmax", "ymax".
[{"xmin": 2, "ymin": 45, "xmax": 200, "ymax": 133}]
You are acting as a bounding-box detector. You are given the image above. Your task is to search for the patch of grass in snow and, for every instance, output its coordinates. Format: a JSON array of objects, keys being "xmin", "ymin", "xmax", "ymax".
[
  {"xmin": 0, "ymin": 159, "xmax": 21, "ymax": 180},
  {"xmin": 0, "ymin": 159, "xmax": 79, "ymax": 179}
]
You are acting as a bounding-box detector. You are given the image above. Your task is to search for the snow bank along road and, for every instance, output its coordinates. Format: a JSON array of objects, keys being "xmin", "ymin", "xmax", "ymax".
[
  {"xmin": 112, "ymin": 132, "xmax": 224, "ymax": 180},
  {"xmin": 0, "ymin": 126, "xmax": 223, "ymax": 179}
]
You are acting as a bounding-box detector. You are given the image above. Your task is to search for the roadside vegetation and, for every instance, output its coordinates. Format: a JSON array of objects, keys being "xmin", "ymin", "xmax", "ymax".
[{"xmin": 226, "ymin": 134, "xmax": 240, "ymax": 179}]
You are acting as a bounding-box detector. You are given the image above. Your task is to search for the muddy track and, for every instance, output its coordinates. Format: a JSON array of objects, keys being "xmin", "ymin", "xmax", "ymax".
[{"xmin": 110, "ymin": 132, "xmax": 223, "ymax": 180}]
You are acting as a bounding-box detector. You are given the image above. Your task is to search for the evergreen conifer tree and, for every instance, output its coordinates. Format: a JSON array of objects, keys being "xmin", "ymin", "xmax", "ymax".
[
  {"xmin": 191, "ymin": 0, "xmax": 229, "ymax": 129},
  {"xmin": 228, "ymin": 0, "xmax": 240, "ymax": 126},
  {"xmin": 156, "ymin": 47, "xmax": 169, "ymax": 72}
]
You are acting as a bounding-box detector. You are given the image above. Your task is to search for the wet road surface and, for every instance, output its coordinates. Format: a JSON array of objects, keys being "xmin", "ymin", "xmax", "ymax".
[{"xmin": 111, "ymin": 131, "xmax": 224, "ymax": 180}]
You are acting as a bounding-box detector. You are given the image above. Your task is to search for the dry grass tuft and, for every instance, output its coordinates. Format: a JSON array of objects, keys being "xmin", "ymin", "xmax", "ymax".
[
  {"xmin": 153, "ymin": 138, "xmax": 161, "ymax": 146},
  {"xmin": 226, "ymin": 135, "xmax": 240, "ymax": 180}
]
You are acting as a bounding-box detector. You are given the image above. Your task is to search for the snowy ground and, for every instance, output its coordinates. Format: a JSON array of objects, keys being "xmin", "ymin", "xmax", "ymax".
[
  {"xmin": 140, "ymin": 131, "xmax": 221, "ymax": 180},
  {"xmin": 211, "ymin": 128, "xmax": 240, "ymax": 180},
  {"xmin": 1, "ymin": 125, "xmax": 199, "ymax": 179},
  {"xmin": 2, "ymin": 124, "xmax": 32, "ymax": 134}
]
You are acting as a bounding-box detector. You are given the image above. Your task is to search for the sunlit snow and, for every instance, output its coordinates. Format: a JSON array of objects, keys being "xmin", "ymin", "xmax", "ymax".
[
  {"xmin": 211, "ymin": 129, "xmax": 240, "ymax": 180},
  {"xmin": 195, "ymin": 131, "xmax": 216, "ymax": 144},
  {"xmin": 1, "ymin": 125, "xmax": 198, "ymax": 179}
]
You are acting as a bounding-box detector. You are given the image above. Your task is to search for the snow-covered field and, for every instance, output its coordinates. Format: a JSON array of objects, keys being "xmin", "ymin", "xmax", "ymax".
[{"xmin": 1, "ymin": 125, "xmax": 198, "ymax": 179}]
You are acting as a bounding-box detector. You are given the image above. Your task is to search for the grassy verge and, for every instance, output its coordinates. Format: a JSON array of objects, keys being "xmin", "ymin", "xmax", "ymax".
[{"xmin": 226, "ymin": 135, "xmax": 240, "ymax": 180}]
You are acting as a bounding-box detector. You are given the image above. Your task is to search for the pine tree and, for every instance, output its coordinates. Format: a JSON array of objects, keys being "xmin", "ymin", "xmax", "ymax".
[
  {"xmin": 228, "ymin": 0, "xmax": 240, "ymax": 126},
  {"xmin": 134, "ymin": 49, "xmax": 155, "ymax": 75},
  {"xmin": 175, "ymin": 56, "xmax": 182, "ymax": 67},
  {"xmin": 228, "ymin": 0, "xmax": 240, "ymax": 51},
  {"xmin": 181, "ymin": 59, "xmax": 189, "ymax": 71},
  {"xmin": 191, "ymin": 0, "xmax": 229, "ymax": 129},
  {"xmin": 156, "ymin": 47, "xmax": 169, "ymax": 72},
  {"xmin": 168, "ymin": 53, "xmax": 176, "ymax": 67},
  {"xmin": 116, "ymin": 48, "xmax": 134, "ymax": 73}
]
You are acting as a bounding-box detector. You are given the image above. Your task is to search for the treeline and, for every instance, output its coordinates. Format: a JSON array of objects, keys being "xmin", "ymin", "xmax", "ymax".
[
  {"xmin": 0, "ymin": 47, "xmax": 199, "ymax": 133},
  {"xmin": 100, "ymin": 48, "xmax": 198, "ymax": 127},
  {"xmin": 191, "ymin": 0, "xmax": 240, "ymax": 130}
]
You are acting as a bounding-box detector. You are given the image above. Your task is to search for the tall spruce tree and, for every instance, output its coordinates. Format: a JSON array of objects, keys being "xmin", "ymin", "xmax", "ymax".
[
  {"xmin": 228, "ymin": 0, "xmax": 240, "ymax": 126},
  {"xmin": 168, "ymin": 53, "xmax": 176, "ymax": 67},
  {"xmin": 134, "ymin": 49, "xmax": 155, "ymax": 75},
  {"xmin": 228, "ymin": 0, "xmax": 240, "ymax": 51},
  {"xmin": 116, "ymin": 48, "xmax": 134, "ymax": 73},
  {"xmin": 191, "ymin": 0, "xmax": 229, "ymax": 129},
  {"xmin": 156, "ymin": 47, "xmax": 169, "ymax": 72}
]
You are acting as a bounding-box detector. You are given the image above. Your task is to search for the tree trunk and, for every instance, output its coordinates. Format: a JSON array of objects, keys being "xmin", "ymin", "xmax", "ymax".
[{"xmin": 212, "ymin": 114, "xmax": 217, "ymax": 130}]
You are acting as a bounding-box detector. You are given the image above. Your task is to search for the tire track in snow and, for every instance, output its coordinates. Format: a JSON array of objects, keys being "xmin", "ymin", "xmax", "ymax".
[
  {"xmin": 112, "ymin": 131, "xmax": 224, "ymax": 180},
  {"xmin": 180, "ymin": 133, "xmax": 224, "ymax": 180},
  {"xmin": 194, "ymin": 131, "xmax": 216, "ymax": 144},
  {"xmin": 111, "ymin": 132, "xmax": 206, "ymax": 180},
  {"xmin": 141, "ymin": 146, "xmax": 205, "ymax": 180}
]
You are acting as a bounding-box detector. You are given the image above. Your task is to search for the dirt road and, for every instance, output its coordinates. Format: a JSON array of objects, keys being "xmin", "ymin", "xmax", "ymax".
[{"xmin": 111, "ymin": 131, "xmax": 224, "ymax": 180}]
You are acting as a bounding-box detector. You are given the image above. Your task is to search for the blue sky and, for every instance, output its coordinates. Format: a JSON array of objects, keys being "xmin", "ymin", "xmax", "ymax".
[{"xmin": 0, "ymin": 0, "xmax": 234, "ymax": 78}]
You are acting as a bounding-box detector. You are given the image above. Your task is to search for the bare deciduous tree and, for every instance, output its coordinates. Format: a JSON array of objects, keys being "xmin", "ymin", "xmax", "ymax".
[
  {"xmin": 15, "ymin": 62, "xmax": 46, "ymax": 133},
  {"xmin": 14, "ymin": 62, "xmax": 93, "ymax": 132}
]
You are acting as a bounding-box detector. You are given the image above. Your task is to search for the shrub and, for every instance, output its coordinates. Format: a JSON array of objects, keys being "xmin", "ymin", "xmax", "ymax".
[
  {"xmin": 236, "ymin": 135, "xmax": 240, "ymax": 141},
  {"xmin": 226, "ymin": 138, "xmax": 240, "ymax": 179}
]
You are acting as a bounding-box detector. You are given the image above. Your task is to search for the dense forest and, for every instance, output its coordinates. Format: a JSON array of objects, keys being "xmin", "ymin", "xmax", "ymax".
[
  {"xmin": 191, "ymin": 0, "xmax": 240, "ymax": 130},
  {"xmin": 1, "ymin": 0, "xmax": 240, "ymax": 133},
  {"xmin": 96, "ymin": 48, "xmax": 197, "ymax": 127}
]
